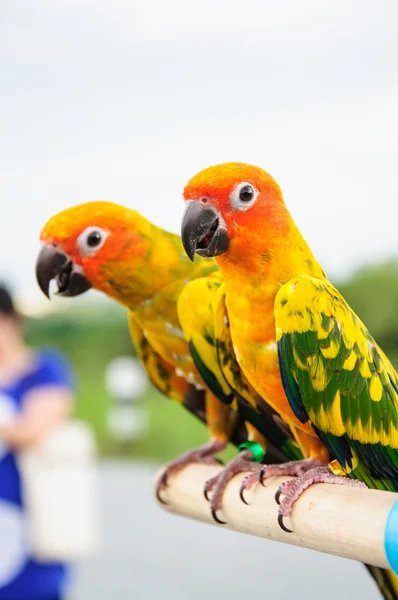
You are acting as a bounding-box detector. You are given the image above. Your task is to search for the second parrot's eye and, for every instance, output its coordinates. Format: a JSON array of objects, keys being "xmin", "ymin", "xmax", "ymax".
[
  {"xmin": 77, "ymin": 226, "xmax": 109, "ymax": 257},
  {"xmin": 230, "ymin": 182, "xmax": 259, "ymax": 211},
  {"xmin": 87, "ymin": 231, "xmax": 102, "ymax": 247},
  {"xmin": 239, "ymin": 185, "xmax": 254, "ymax": 202}
]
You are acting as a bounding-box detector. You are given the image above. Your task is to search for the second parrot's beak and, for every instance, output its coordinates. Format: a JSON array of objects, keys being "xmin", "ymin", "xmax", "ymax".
[
  {"xmin": 181, "ymin": 201, "xmax": 229, "ymax": 262},
  {"xmin": 36, "ymin": 245, "xmax": 92, "ymax": 298}
]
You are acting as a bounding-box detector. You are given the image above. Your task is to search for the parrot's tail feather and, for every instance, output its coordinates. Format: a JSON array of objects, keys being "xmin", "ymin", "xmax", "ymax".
[{"xmin": 364, "ymin": 565, "xmax": 398, "ymax": 600}]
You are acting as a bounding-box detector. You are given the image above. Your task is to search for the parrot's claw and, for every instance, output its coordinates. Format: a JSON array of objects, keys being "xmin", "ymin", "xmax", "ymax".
[
  {"xmin": 278, "ymin": 513, "xmax": 293, "ymax": 534},
  {"xmin": 259, "ymin": 458, "xmax": 327, "ymax": 488},
  {"xmin": 211, "ymin": 508, "xmax": 227, "ymax": 525},
  {"xmin": 155, "ymin": 439, "xmax": 227, "ymax": 505},
  {"xmin": 239, "ymin": 484, "xmax": 249, "ymax": 505},
  {"xmin": 204, "ymin": 478, "xmax": 216, "ymax": 502},
  {"xmin": 275, "ymin": 478, "xmax": 296, "ymax": 505},
  {"xmin": 259, "ymin": 468, "xmax": 267, "ymax": 487},
  {"xmin": 204, "ymin": 450, "xmax": 262, "ymax": 520},
  {"xmin": 276, "ymin": 466, "xmax": 368, "ymax": 533}
]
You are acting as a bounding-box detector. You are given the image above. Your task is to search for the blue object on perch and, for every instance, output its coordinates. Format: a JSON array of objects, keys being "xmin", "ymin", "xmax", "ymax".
[{"xmin": 385, "ymin": 499, "xmax": 398, "ymax": 574}]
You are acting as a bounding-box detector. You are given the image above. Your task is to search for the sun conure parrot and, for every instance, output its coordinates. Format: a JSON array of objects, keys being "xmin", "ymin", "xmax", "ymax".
[
  {"xmin": 181, "ymin": 162, "xmax": 398, "ymax": 599},
  {"xmin": 35, "ymin": 201, "xmax": 301, "ymax": 515}
]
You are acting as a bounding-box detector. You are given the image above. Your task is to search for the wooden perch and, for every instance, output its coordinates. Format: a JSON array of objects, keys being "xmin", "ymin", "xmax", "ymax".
[{"xmin": 155, "ymin": 463, "xmax": 398, "ymax": 572}]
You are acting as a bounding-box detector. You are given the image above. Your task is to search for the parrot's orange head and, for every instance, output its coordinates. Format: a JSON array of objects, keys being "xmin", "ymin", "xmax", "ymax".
[
  {"xmin": 181, "ymin": 162, "xmax": 287, "ymax": 262},
  {"xmin": 36, "ymin": 201, "xmax": 153, "ymax": 298}
]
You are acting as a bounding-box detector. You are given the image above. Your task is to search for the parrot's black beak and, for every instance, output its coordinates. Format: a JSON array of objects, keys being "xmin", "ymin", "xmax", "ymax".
[
  {"xmin": 36, "ymin": 245, "xmax": 92, "ymax": 298},
  {"xmin": 181, "ymin": 201, "xmax": 229, "ymax": 262}
]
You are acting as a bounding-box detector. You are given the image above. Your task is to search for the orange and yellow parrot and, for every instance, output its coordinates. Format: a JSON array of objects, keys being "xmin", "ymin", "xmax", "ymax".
[
  {"xmin": 181, "ymin": 162, "xmax": 398, "ymax": 597},
  {"xmin": 35, "ymin": 201, "xmax": 300, "ymax": 513}
]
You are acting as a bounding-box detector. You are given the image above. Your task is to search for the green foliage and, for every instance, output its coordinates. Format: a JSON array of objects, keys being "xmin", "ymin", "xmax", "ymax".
[
  {"xmin": 337, "ymin": 259, "xmax": 398, "ymax": 358},
  {"xmin": 26, "ymin": 303, "xmax": 134, "ymax": 365}
]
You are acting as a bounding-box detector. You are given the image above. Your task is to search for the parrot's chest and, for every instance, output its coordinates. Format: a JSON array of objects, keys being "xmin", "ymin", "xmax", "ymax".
[
  {"xmin": 225, "ymin": 293, "xmax": 294, "ymax": 418},
  {"xmin": 231, "ymin": 330, "xmax": 280, "ymax": 393},
  {"xmin": 225, "ymin": 292, "xmax": 277, "ymax": 364},
  {"xmin": 227, "ymin": 299, "xmax": 279, "ymax": 378}
]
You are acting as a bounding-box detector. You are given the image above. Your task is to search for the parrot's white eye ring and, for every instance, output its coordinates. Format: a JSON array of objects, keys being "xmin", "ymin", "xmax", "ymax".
[
  {"xmin": 230, "ymin": 182, "xmax": 259, "ymax": 211},
  {"xmin": 77, "ymin": 226, "xmax": 109, "ymax": 257}
]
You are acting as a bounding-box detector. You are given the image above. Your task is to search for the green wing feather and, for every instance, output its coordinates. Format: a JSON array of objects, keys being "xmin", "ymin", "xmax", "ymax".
[
  {"xmin": 177, "ymin": 274, "xmax": 233, "ymax": 403},
  {"xmin": 128, "ymin": 311, "xmax": 252, "ymax": 448},
  {"xmin": 275, "ymin": 274, "xmax": 398, "ymax": 489}
]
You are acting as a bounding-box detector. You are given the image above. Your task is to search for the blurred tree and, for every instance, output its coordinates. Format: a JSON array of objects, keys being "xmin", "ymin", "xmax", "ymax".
[
  {"xmin": 26, "ymin": 302, "xmax": 134, "ymax": 364},
  {"xmin": 338, "ymin": 259, "xmax": 398, "ymax": 362}
]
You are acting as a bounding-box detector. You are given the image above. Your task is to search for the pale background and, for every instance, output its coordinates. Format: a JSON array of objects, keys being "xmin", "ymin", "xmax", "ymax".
[{"xmin": 1, "ymin": 0, "xmax": 398, "ymax": 310}]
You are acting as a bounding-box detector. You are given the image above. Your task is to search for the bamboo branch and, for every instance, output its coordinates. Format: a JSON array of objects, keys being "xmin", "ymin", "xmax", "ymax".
[{"xmin": 155, "ymin": 463, "xmax": 398, "ymax": 571}]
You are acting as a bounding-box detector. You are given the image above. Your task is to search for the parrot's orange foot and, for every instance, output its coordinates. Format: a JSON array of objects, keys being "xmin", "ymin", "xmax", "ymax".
[
  {"xmin": 155, "ymin": 439, "xmax": 226, "ymax": 504},
  {"xmin": 259, "ymin": 457, "xmax": 326, "ymax": 488},
  {"xmin": 204, "ymin": 449, "xmax": 262, "ymax": 524},
  {"xmin": 277, "ymin": 466, "xmax": 367, "ymax": 533}
]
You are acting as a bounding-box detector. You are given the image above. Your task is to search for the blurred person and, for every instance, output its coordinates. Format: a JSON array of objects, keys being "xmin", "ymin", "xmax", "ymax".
[{"xmin": 0, "ymin": 284, "xmax": 74, "ymax": 600}]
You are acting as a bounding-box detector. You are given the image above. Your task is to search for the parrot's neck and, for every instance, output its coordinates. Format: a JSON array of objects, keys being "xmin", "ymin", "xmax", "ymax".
[
  {"xmin": 220, "ymin": 213, "xmax": 323, "ymax": 282},
  {"xmin": 216, "ymin": 213, "xmax": 325, "ymax": 342}
]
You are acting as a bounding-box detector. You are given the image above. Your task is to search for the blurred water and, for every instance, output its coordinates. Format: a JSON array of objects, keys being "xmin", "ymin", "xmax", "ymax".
[{"xmin": 70, "ymin": 461, "xmax": 380, "ymax": 600}]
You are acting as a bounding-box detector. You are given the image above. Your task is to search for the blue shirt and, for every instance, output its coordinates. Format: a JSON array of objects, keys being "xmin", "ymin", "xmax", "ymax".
[{"xmin": 0, "ymin": 348, "xmax": 74, "ymax": 600}]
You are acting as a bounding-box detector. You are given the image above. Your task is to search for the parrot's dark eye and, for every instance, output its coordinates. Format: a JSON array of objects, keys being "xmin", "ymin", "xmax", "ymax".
[
  {"xmin": 77, "ymin": 226, "xmax": 109, "ymax": 257},
  {"xmin": 230, "ymin": 182, "xmax": 259, "ymax": 211},
  {"xmin": 239, "ymin": 185, "xmax": 254, "ymax": 202},
  {"xmin": 87, "ymin": 231, "xmax": 102, "ymax": 247}
]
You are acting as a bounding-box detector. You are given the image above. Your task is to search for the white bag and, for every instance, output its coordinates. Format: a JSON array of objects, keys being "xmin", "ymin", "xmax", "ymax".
[{"xmin": 18, "ymin": 420, "xmax": 101, "ymax": 562}]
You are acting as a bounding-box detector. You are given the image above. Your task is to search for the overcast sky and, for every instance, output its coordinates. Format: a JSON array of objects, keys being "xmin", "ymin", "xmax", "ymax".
[{"xmin": 1, "ymin": 0, "xmax": 398, "ymax": 312}]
